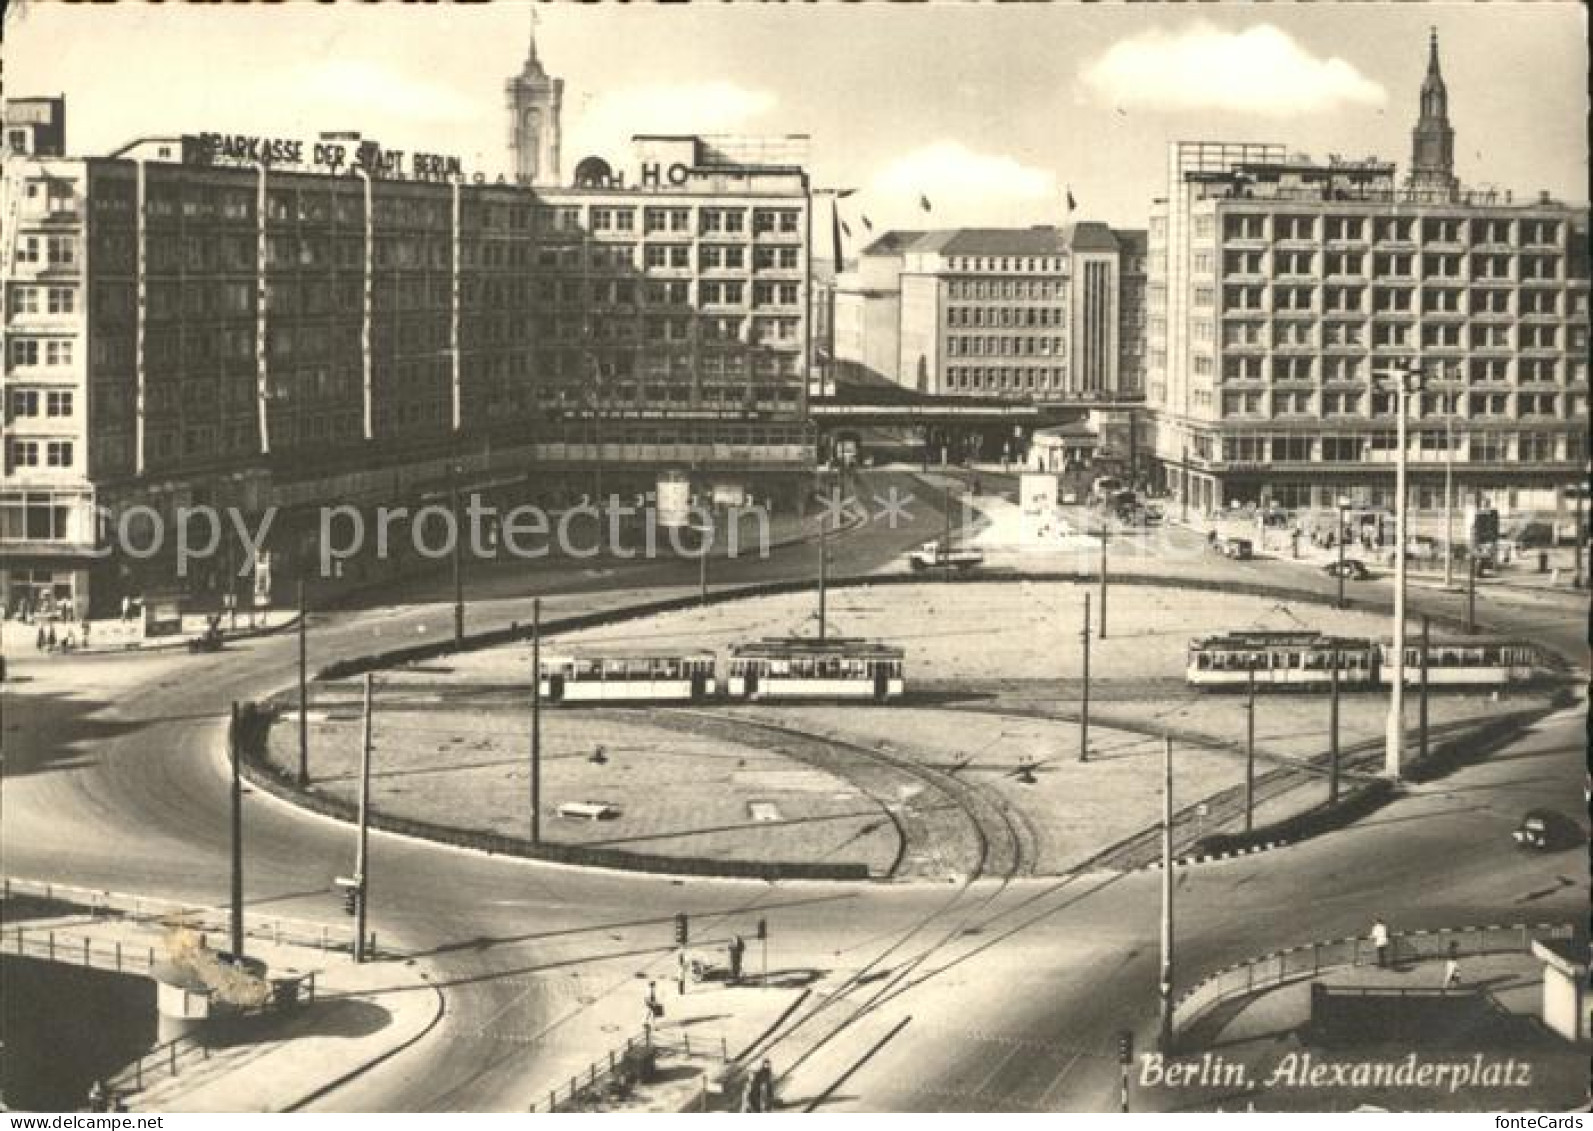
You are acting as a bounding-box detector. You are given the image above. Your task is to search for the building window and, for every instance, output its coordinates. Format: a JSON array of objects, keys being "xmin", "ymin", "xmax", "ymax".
[
  {"xmin": 10, "ymin": 390, "xmax": 40, "ymax": 417},
  {"xmin": 45, "ymin": 441, "xmax": 73, "ymax": 468},
  {"xmin": 9, "ymin": 339, "xmax": 39, "ymax": 367},
  {"xmin": 46, "ymin": 391, "xmax": 72, "ymax": 417},
  {"xmin": 45, "ymin": 236, "xmax": 76, "ymax": 266},
  {"xmin": 9, "ymin": 440, "xmax": 40, "ymax": 468}
]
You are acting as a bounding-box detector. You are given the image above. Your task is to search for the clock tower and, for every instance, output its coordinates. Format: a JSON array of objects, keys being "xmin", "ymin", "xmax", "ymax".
[{"xmin": 506, "ymin": 16, "xmax": 563, "ymax": 187}]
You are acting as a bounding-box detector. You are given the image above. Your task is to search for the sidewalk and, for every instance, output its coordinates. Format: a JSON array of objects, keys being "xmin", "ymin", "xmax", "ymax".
[
  {"xmin": 1139, "ymin": 953, "xmax": 1587, "ymax": 1112},
  {"xmin": 9, "ymin": 909, "xmax": 437, "ymax": 1113},
  {"xmin": 1, "ymin": 608, "xmax": 295, "ymax": 659},
  {"xmin": 1177, "ymin": 510, "xmax": 1589, "ymax": 599}
]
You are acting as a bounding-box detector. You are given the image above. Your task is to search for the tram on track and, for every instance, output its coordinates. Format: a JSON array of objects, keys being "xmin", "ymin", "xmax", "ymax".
[
  {"xmin": 1186, "ymin": 631, "xmax": 1539, "ymax": 691},
  {"xmin": 726, "ymin": 638, "xmax": 906, "ymax": 703},
  {"xmin": 537, "ymin": 651, "xmax": 718, "ymax": 703}
]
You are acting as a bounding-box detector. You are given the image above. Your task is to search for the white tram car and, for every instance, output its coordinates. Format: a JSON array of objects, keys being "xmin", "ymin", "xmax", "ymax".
[
  {"xmin": 726, "ymin": 638, "xmax": 905, "ymax": 703},
  {"xmin": 1186, "ymin": 631, "xmax": 1539, "ymax": 691},
  {"xmin": 537, "ymin": 651, "xmax": 718, "ymax": 704}
]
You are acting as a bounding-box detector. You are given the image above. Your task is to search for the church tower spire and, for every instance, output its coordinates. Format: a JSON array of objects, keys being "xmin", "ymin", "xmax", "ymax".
[
  {"xmin": 506, "ymin": 9, "xmax": 563, "ymax": 186},
  {"xmin": 1407, "ymin": 27, "xmax": 1458, "ymax": 198}
]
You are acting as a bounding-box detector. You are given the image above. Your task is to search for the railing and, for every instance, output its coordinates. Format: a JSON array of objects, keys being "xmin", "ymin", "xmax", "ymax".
[
  {"xmin": 105, "ymin": 971, "xmax": 317, "ymax": 1100},
  {"xmin": 4, "ymin": 923, "xmax": 158, "ymax": 974},
  {"xmin": 527, "ymin": 1028, "xmax": 732, "ymax": 1113},
  {"xmin": 1172, "ymin": 920, "xmax": 1574, "ymax": 1043},
  {"xmin": 3, "ymin": 876, "xmax": 356, "ymax": 953}
]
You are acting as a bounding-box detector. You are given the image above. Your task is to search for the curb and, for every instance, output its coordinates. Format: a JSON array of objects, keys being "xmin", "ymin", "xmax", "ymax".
[
  {"xmin": 282, "ymin": 967, "xmax": 448, "ymax": 1113},
  {"xmin": 1145, "ymin": 839, "xmax": 1292, "ymax": 870}
]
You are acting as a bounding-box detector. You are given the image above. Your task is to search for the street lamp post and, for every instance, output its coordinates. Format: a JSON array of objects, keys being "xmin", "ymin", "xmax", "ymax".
[
  {"xmin": 1379, "ymin": 361, "xmax": 1425, "ymax": 781},
  {"xmin": 1336, "ymin": 499, "xmax": 1349, "ymax": 610}
]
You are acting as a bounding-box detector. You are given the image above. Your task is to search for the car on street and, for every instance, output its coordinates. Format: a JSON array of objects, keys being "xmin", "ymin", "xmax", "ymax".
[
  {"xmin": 1212, "ymin": 536, "xmax": 1253, "ymax": 560},
  {"xmin": 908, "ymin": 541, "xmax": 984, "ymax": 572},
  {"xmin": 1512, "ymin": 808, "xmax": 1583, "ymax": 851},
  {"xmin": 1323, "ymin": 559, "xmax": 1372, "ymax": 581}
]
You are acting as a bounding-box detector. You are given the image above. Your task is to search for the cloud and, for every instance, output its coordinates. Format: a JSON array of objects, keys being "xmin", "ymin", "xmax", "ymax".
[
  {"xmin": 278, "ymin": 59, "xmax": 481, "ymax": 125},
  {"xmin": 1079, "ymin": 24, "xmax": 1385, "ymax": 116},
  {"xmin": 568, "ymin": 82, "xmax": 776, "ymax": 162},
  {"xmin": 866, "ymin": 141, "xmax": 1057, "ymax": 225}
]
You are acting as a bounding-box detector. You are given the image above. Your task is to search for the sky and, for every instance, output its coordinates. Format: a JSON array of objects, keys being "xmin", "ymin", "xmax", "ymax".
[{"xmin": 3, "ymin": 1, "xmax": 1587, "ymax": 250}]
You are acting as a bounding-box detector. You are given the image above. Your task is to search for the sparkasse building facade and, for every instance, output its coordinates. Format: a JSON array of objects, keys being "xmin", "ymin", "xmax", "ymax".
[{"xmin": 0, "ymin": 28, "xmax": 814, "ymax": 617}]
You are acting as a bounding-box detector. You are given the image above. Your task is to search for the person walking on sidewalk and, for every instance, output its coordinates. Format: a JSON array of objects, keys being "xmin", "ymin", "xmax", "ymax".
[
  {"xmin": 728, "ymin": 935, "xmax": 746, "ymax": 985},
  {"xmin": 1442, "ymin": 941, "xmax": 1462, "ymax": 990},
  {"xmin": 1370, "ymin": 918, "xmax": 1391, "ymax": 968},
  {"xmin": 743, "ymin": 1058, "xmax": 776, "ymax": 1112}
]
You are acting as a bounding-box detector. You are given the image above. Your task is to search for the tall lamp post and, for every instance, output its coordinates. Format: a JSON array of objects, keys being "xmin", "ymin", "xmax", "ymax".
[
  {"xmin": 1335, "ymin": 498, "xmax": 1350, "ymax": 610},
  {"xmin": 1377, "ymin": 360, "xmax": 1426, "ymax": 781}
]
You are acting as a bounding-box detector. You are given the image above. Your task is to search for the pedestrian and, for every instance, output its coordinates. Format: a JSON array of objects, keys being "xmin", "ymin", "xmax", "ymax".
[
  {"xmin": 45, "ymin": 623, "xmax": 57, "ymax": 651},
  {"xmin": 744, "ymin": 1057, "xmax": 775, "ymax": 1112},
  {"xmin": 121, "ymin": 595, "xmax": 132, "ymax": 623},
  {"xmin": 728, "ymin": 935, "xmax": 745, "ymax": 985},
  {"xmin": 35, "ymin": 625, "xmax": 47, "ymax": 652},
  {"xmin": 81, "ymin": 618, "xmax": 91, "ymax": 646},
  {"xmin": 88, "ymin": 1080, "xmax": 107, "ymax": 1113},
  {"xmin": 1442, "ymin": 941, "xmax": 1461, "ymax": 990},
  {"xmin": 1370, "ymin": 918, "xmax": 1390, "ymax": 968},
  {"xmin": 643, "ymin": 980, "xmax": 663, "ymax": 1029}
]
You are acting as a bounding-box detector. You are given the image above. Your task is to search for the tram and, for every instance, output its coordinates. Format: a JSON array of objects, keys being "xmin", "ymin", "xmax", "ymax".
[
  {"xmin": 1185, "ymin": 631, "xmax": 1378, "ymax": 690},
  {"xmin": 1378, "ymin": 638, "xmax": 1539, "ymax": 687},
  {"xmin": 537, "ymin": 651, "xmax": 718, "ymax": 704},
  {"xmin": 1186, "ymin": 631, "xmax": 1540, "ymax": 691},
  {"xmin": 726, "ymin": 638, "xmax": 906, "ymax": 703}
]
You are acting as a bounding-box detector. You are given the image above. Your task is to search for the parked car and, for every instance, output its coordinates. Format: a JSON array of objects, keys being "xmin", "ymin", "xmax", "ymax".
[
  {"xmin": 1214, "ymin": 536, "xmax": 1253, "ymax": 560},
  {"xmin": 1323, "ymin": 559, "xmax": 1371, "ymax": 581}
]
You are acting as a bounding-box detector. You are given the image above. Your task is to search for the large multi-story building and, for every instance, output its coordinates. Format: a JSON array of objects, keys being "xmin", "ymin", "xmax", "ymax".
[
  {"xmin": 834, "ymin": 221, "xmax": 1146, "ymax": 401},
  {"xmin": 0, "ymin": 28, "xmax": 813, "ymax": 617},
  {"xmin": 1146, "ymin": 35, "xmax": 1589, "ymax": 517}
]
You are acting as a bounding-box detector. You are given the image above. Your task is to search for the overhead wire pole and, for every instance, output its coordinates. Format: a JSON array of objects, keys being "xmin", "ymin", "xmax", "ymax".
[
  {"xmin": 531, "ymin": 596, "xmax": 542, "ymax": 844},
  {"xmin": 1443, "ymin": 393, "xmax": 1456, "ymax": 589},
  {"xmin": 1382, "ymin": 362, "xmax": 1422, "ymax": 781},
  {"xmin": 1328, "ymin": 648, "xmax": 1342, "ymax": 804},
  {"xmin": 1079, "ymin": 592, "xmax": 1091, "ymax": 762},
  {"xmin": 451, "ymin": 472, "xmax": 465, "ymax": 647},
  {"xmin": 1158, "ymin": 733, "xmax": 1175, "ymax": 1052},
  {"xmin": 229, "ymin": 702, "xmax": 244, "ymax": 962},
  {"xmin": 1097, "ymin": 521, "xmax": 1108, "ymax": 640},
  {"xmin": 1418, "ymin": 614, "xmax": 1430, "ymax": 763},
  {"xmin": 354, "ymin": 673, "xmax": 373, "ymax": 964},
  {"xmin": 1244, "ymin": 668, "xmax": 1256, "ymax": 832},
  {"xmin": 818, "ymin": 478, "xmax": 830, "ymax": 642},
  {"xmin": 297, "ymin": 577, "xmax": 309, "ymax": 786}
]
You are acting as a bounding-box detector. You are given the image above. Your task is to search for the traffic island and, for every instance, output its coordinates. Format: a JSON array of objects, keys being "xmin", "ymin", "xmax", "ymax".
[{"xmin": 257, "ymin": 580, "xmax": 1563, "ymax": 881}]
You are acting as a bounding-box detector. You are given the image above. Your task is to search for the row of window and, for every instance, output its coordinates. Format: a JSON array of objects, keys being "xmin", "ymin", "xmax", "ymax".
[
  {"xmin": 8, "ymin": 390, "xmax": 74, "ymax": 418},
  {"xmin": 945, "ymin": 306, "xmax": 1066, "ymax": 329},
  {"xmin": 1216, "ymin": 391, "xmax": 1564, "ymax": 418},
  {"xmin": 1212, "ymin": 356, "xmax": 1583, "ymax": 384},
  {"xmin": 1210, "ymin": 249, "xmax": 1565, "ymax": 281},
  {"xmin": 1215, "ymin": 214, "xmax": 1565, "ymax": 246},
  {"xmin": 946, "ymin": 278, "xmax": 1065, "ymax": 301},
  {"xmin": 8, "ymin": 339, "xmax": 75, "ymax": 368},
  {"xmin": 1218, "ymin": 431, "xmax": 1574, "ymax": 463},
  {"xmin": 119, "ymin": 185, "xmax": 804, "ymax": 238},
  {"xmin": 8, "ymin": 287, "xmax": 78, "ymax": 316},
  {"xmin": 947, "ymin": 335, "xmax": 1066, "ymax": 358},
  {"xmin": 84, "ymin": 231, "xmax": 808, "ymax": 276},
  {"xmin": 5, "ymin": 440, "xmax": 75, "ymax": 469},
  {"xmin": 944, "ymin": 366, "xmax": 1067, "ymax": 392},
  {"xmin": 943, "ymin": 256, "xmax": 1065, "ymax": 275},
  {"xmin": 1216, "ymin": 321, "xmax": 1577, "ymax": 351},
  {"xmin": 1203, "ymin": 285, "xmax": 1581, "ymax": 317}
]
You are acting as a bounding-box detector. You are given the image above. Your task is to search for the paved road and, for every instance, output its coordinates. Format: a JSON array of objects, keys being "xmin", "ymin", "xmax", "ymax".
[{"xmin": 3, "ymin": 466, "xmax": 1585, "ymax": 1111}]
